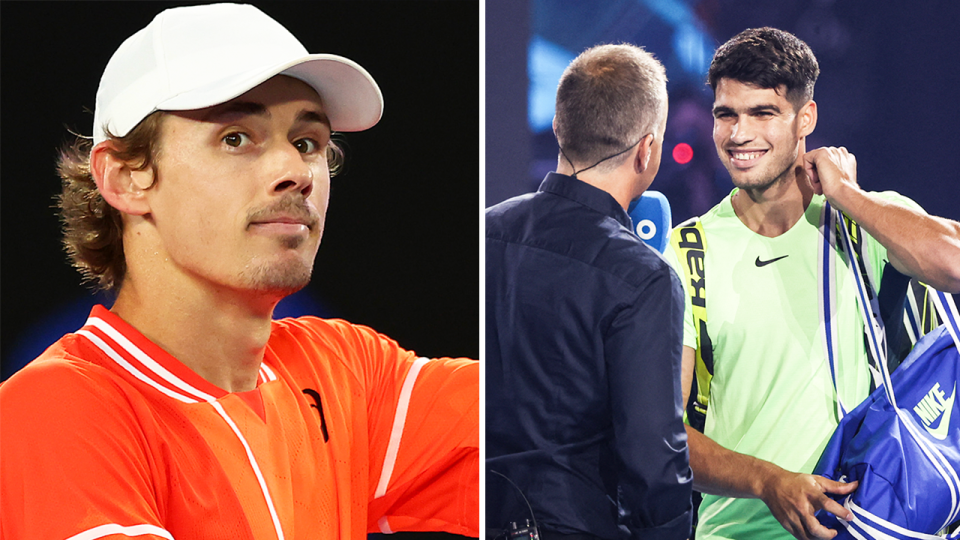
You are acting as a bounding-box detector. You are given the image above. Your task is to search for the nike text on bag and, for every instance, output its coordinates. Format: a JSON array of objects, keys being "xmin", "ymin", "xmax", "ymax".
[{"xmin": 814, "ymin": 203, "xmax": 960, "ymax": 539}]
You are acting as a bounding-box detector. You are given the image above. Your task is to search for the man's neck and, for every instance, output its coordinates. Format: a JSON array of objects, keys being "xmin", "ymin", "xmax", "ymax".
[
  {"xmin": 110, "ymin": 274, "xmax": 280, "ymax": 393},
  {"xmin": 731, "ymin": 163, "xmax": 814, "ymax": 238},
  {"xmin": 556, "ymin": 162, "xmax": 634, "ymax": 211}
]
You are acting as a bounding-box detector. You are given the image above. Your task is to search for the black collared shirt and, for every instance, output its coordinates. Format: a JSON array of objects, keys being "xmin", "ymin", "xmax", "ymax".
[{"xmin": 485, "ymin": 172, "xmax": 692, "ymax": 540}]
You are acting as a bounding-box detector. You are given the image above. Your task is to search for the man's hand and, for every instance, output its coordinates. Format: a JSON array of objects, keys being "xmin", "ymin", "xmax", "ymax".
[
  {"xmin": 801, "ymin": 145, "xmax": 960, "ymax": 292},
  {"xmin": 802, "ymin": 146, "xmax": 859, "ymax": 207},
  {"xmin": 760, "ymin": 470, "xmax": 857, "ymax": 540}
]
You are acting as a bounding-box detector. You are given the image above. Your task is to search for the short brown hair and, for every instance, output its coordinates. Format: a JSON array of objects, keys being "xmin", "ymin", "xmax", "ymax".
[
  {"xmin": 57, "ymin": 112, "xmax": 345, "ymax": 292},
  {"xmin": 554, "ymin": 43, "xmax": 668, "ymax": 173}
]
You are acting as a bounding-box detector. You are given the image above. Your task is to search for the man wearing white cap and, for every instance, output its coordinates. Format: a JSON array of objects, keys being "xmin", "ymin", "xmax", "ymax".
[{"xmin": 0, "ymin": 4, "xmax": 479, "ymax": 540}]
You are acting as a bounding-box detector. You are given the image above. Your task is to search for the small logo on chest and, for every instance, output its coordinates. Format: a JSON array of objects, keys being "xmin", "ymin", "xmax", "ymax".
[
  {"xmin": 303, "ymin": 388, "xmax": 330, "ymax": 442},
  {"xmin": 755, "ymin": 255, "xmax": 789, "ymax": 267}
]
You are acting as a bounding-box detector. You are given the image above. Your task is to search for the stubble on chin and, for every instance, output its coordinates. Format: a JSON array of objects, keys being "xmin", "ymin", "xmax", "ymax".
[
  {"xmin": 241, "ymin": 260, "xmax": 313, "ymax": 295},
  {"xmin": 239, "ymin": 239, "xmax": 316, "ymax": 296},
  {"xmin": 728, "ymin": 160, "xmax": 794, "ymax": 193},
  {"xmin": 731, "ymin": 174, "xmax": 778, "ymax": 192}
]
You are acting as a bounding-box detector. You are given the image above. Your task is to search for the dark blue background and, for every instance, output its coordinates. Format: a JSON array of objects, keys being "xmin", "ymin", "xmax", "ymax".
[
  {"xmin": 487, "ymin": 0, "xmax": 960, "ymax": 227},
  {"xmin": 487, "ymin": 0, "xmax": 960, "ymax": 311}
]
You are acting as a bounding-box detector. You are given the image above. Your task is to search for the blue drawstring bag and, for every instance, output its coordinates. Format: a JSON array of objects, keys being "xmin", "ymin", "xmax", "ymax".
[
  {"xmin": 813, "ymin": 204, "xmax": 960, "ymax": 539},
  {"xmin": 814, "ymin": 324, "xmax": 960, "ymax": 538}
]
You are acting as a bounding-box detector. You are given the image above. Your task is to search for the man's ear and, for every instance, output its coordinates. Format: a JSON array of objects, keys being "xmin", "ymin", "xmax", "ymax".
[
  {"xmin": 90, "ymin": 142, "xmax": 154, "ymax": 216},
  {"xmin": 798, "ymin": 100, "xmax": 818, "ymax": 138},
  {"xmin": 634, "ymin": 133, "xmax": 655, "ymax": 174}
]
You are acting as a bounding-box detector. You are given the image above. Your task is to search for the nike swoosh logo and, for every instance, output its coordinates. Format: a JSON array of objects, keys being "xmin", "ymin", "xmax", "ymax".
[
  {"xmin": 925, "ymin": 385, "xmax": 956, "ymax": 440},
  {"xmin": 755, "ymin": 255, "xmax": 789, "ymax": 267}
]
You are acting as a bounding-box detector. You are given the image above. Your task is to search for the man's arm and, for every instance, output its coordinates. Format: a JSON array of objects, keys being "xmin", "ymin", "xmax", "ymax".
[
  {"xmin": 680, "ymin": 346, "xmax": 856, "ymax": 540},
  {"xmin": 356, "ymin": 323, "xmax": 479, "ymax": 537},
  {"xmin": 607, "ymin": 269, "xmax": 693, "ymax": 539},
  {"xmin": 803, "ymin": 146, "xmax": 960, "ymax": 293}
]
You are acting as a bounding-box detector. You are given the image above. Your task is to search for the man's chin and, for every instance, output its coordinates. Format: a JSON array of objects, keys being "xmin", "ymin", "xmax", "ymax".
[
  {"xmin": 240, "ymin": 260, "xmax": 314, "ymax": 297},
  {"xmin": 260, "ymin": 279, "xmax": 311, "ymax": 298},
  {"xmin": 730, "ymin": 171, "xmax": 776, "ymax": 191}
]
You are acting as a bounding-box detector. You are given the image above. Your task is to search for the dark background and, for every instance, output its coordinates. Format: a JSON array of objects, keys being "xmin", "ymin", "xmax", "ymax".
[
  {"xmin": 485, "ymin": 1, "xmax": 960, "ymax": 535},
  {"xmin": 487, "ymin": 0, "xmax": 960, "ymax": 224},
  {"xmin": 487, "ymin": 0, "xmax": 960, "ymax": 309},
  {"xmin": 1, "ymin": 1, "xmax": 480, "ymax": 379}
]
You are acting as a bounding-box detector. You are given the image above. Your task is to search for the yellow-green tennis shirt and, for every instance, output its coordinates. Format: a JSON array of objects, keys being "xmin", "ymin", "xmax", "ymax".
[{"xmin": 666, "ymin": 190, "xmax": 918, "ymax": 539}]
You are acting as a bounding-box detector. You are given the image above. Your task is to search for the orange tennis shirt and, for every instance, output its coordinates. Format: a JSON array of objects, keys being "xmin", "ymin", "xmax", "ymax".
[{"xmin": 1, "ymin": 305, "xmax": 479, "ymax": 540}]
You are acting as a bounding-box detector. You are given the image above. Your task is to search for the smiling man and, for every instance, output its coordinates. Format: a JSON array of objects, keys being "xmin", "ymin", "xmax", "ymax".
[
  {"xmin": 665, "ymin": 27, "xmax": 960, "ymax": 540},
  {"xmin": 0, "ymin": 4, "xmax": 478, "ymax": 540}
]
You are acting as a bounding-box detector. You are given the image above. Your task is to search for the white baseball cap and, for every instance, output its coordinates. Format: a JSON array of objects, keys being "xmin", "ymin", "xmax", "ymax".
[{"xmin": 92, "ymin": 3, "xmax": 383, "ymax": 145}]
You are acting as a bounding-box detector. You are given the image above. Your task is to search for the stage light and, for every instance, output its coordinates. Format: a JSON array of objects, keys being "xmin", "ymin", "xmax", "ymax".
[{"xmin": 673, "ymin": 143, "xmax": 693, "ymax": 164}]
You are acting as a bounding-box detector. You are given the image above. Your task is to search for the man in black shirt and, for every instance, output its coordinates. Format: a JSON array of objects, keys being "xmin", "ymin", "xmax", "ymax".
[{"xmin": 486, "ymin": 43, "xmax": 693, "ymax": 540}]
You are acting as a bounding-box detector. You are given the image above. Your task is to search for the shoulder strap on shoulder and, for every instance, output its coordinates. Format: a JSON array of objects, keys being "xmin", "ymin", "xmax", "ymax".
[
  {"xmin": 840, "ymin": 211, "xmax": 943, "ymax": 371},
  {"xmin": 669, "ymin": 217, "xmax": 713, "ymax": 432}
]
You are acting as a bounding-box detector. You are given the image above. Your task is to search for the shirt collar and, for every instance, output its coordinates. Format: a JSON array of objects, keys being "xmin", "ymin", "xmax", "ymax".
[
  {"xmin": 77, "ymin": 305, "xmax": 277, "ymax": 402},
  {"xmin": 538, "ymin": 172, "xmax": 633, "ymax": 230}
]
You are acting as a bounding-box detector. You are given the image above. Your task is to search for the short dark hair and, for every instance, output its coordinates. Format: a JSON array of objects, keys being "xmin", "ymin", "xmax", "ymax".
[
  {"xmin": 707, "ymin": 27, "xmax": 819, "ymax": 109},
  {"xmin": 57, "ymin": 112, "xmax": 345, "ymax": 292},
  {"xmin": 554, "ymin": 43, "xmax": 667, "ymax": 173}
]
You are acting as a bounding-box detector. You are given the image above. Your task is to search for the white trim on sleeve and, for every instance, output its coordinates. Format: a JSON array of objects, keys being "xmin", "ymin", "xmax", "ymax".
[
  {"xmin": 66, "ymin": 523, "xmax": 174, "ymax": 540},
  {"xmin": 374, "ymin": 357, "xmax": 430, "ymax": 498}
]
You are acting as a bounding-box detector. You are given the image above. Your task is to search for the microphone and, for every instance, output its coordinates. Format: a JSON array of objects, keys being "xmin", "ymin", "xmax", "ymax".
[
  {"xmin": 627, "ymin": 190, "xmax": 672, "ymax": 253},
  {"xmin": 489, "ymin": 470, "xmax": 541, "ymax": 540}
]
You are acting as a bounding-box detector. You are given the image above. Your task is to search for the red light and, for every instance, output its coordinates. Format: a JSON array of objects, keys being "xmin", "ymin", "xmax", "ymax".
[{"xmin": 672, "ymin": 143, "xmax": 693, "ymax": 164}]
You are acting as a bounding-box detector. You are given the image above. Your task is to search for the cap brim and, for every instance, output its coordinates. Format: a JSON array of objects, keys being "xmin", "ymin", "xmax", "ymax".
[{"xmin": 157, "ymin": 53, "xmax": 383, "ymax": 132}]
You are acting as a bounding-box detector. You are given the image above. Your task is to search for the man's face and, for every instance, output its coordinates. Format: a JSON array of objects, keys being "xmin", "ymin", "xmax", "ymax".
[
  {"xmin": 144, "ymin": 75, "xmax": 332, "ymax": 296},
  {"xmin": 712, "ymin": 79, "xmax": 810, "ymax": 191}
]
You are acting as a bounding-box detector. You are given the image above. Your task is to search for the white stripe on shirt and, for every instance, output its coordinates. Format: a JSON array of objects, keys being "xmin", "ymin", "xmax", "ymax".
[
  {"xmin": 66, "ymin": 523, "xmax": 174, "ymax": 540},
  {"xmin": 375, "ymin": 357, "xmax": 430, "ymax": 498},
  {"xmin": 86, "ymin": 318, "xmax": 216, "ymax": 402}
]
